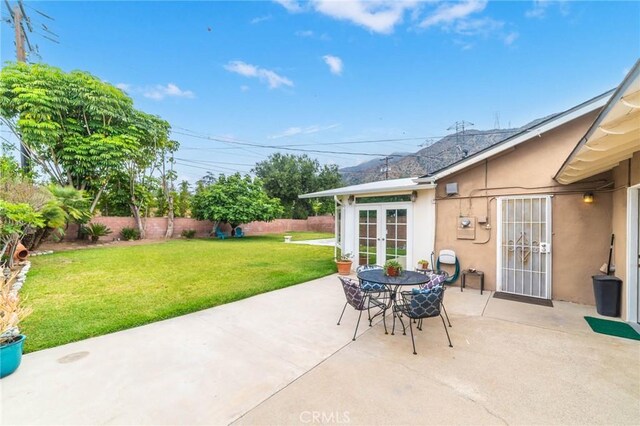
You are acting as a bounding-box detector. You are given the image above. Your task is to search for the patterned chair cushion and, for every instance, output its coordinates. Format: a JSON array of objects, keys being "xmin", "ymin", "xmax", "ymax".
[
  {"xmin": 405, "ymin": 286, "xmax": 443, "ymax": 318},
  {"xmin": 338, "ymin": 276, "xmax": 366, "ymax": 310},
  {"xmin": 361, "ymin": 281, "xmax": 387, "ymax": 292},
  {"xmin": 420, "ymin": 272, "xmax": 447, "ymax": 290},
  {"xmin": 356, "ymin": 264, "xmax": 383, "ymax": 273}
]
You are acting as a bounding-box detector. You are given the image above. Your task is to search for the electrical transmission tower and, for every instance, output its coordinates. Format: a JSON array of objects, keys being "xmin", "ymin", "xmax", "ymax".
[
  {"xmin": 447, "ymin": 120, "xmax": 474, "ymax": 158},
  {"xmin": 2, "ymin": 0, "xmax": 58, "ymax": 171}
]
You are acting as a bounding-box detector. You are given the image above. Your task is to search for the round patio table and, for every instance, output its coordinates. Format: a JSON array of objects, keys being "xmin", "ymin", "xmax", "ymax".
[
  {"xmin": 357, "ymin": 269, "xmax": 430, "ymax": 288},
  {"xmin": 357, "ymin": 269, "xmax": 431, "ymax": 336}
]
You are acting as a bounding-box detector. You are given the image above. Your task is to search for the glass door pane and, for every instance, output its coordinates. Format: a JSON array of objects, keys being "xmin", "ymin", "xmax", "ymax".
[
  {"xmin": 385, "ymin": 208, "xmax": 407, "ymax": 269},
  {"xmin": 358, "ymin": 209, "xmax": 378, "ymax": 266}
]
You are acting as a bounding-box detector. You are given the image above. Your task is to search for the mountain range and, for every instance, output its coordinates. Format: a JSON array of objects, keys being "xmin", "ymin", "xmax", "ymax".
[{"xmin": 339, "ymin": 116, "xmax": 553, "ymax": 185}]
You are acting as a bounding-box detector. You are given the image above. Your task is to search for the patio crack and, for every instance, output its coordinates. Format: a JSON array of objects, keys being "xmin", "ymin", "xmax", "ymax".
[{"xmin": 392, "ymin": 360, "xmax": 508, "ymax": 425}]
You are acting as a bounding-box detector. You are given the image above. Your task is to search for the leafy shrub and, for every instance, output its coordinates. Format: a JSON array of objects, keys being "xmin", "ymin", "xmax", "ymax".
[
  {"xmin": 181, "ymin": 229, "xmax": 197, "ymax": 239},
  {"xmin": 120, "ymin": 227, "xmax": 140, "ymax": 241},
  {"xmin": 84, "ymin": 223, "xmax": 112, "ymax": 242}
]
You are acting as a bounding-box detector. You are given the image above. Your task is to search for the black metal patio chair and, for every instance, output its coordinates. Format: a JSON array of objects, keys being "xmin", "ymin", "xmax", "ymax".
[
  {"xmin": 337, "ymin": 276, "xmax": 388, "ymax": 340},
  {"xmin": 417, "ymin": 271, "xmax": 452, "ymax": 328},
  {"xmin": 392, "ymin": 285, "xmax": 453, "ymax": 354},
  {"xmin": 356, "ymin": 264, "xmax": 392, "ymax": 326}
]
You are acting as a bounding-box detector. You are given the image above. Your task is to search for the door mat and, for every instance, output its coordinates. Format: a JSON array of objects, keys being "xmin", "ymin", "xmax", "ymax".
[
  {"xmin": 584, "ymin": 316, "xmax": 640, "ymax": 341},
  {"xmin": 493, "ymin": 292, "xmax": 553, "ymax": 307}
]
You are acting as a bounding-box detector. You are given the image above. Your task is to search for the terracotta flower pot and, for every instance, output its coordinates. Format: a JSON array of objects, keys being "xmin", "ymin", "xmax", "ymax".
[
  {"xmin": 385, "ymin": 266, "xmax": 401, "ymax": 277},
  {"xmin": 13, "ymin": 242, "xmax": 29, "ymax": 261},
  {"xmin": 336, "ymin": 260, "xmax": 352, "ymax": 275}
]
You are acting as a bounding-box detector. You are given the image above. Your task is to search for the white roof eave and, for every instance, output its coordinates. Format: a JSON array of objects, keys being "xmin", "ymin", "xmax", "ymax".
[
  {"xmin": 555, "ymin": 60, "xmax": 640, "ymax": 184},
  {"xmin": 299, "ymin": 177, "xmax": 436, "ymax": 199}
]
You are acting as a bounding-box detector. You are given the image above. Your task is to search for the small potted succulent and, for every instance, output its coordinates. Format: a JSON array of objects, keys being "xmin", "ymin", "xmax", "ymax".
[
  {"xmin": 0, "ymin": 268, "xmax": 32, "ymax": 378},
  {"xmin": 417, "ymin": 259, "xmax": 430, "ymax": 270},
  {"xmin": 336, "ymin": 252, "xmax": 353, "ymax": 275},
  {"xmin": 384, "ymin": 259, "xmax": 403, "ymax": 277}
]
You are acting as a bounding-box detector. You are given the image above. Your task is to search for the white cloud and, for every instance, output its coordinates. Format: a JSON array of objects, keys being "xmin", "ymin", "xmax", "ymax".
[
  {"xmin": 525, "ymin": 0, "xmax": 549, "ymax": 18},
  {"xmin": 310, "ymin": 0, "xmax": 419, "ymax": 34},
  {"xmin": 322, "ymin": 55, "xmax": 343, "ymax": 75},
  {"xmin": 525, "ymin": 1, "xmax": 569, "ymax": 19},
  {"xmin": 250, "ymin": 15, "xmax": 272, "ymax": 24},
  {"xmin": 240, "ymin": 85, "xmax": 250, "ymax": 92},
  {"xmin": 224, "ymin": 61, "xmax": 294, "ymax": 89},
  {"xmin": 504, "ymin": 31, "xmax": 519, "ymax": 45},
  {"xmin": 279, "ymin": 0, "xmax": 516, "ymax": 47},
  {"xmin": 143, "ymin": 83, "xmax": 195, "ymax": 100},
  {"xmin": 295, "ymin": 29, "xmax": 331, "ymax": 40},
  {"xmin": 295, "ymin": 30, "xmax": 315, "ymax": 37},
  {"xmin": 452, "ymin": 16, "xmax": 503, "ymax": 36},
  {"xmin": 269, "ymin": 123, "xmax": 340, "ymax": 139},
  {"xmin": 274, "ymin": 0, "xmax": 304, "ymax": 13},
  {"xmin": 115, "ymin": 83, "xmax": 131, "ymax": 91},
  {"xmin": 419, "ymin": 0, "xmax": 487, "ymax": 29}
]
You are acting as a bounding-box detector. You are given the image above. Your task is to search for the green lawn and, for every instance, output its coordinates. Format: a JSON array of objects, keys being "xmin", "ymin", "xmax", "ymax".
[{"xmin": 21, "ymin": 232, "xmax": 336, "ymax": 353}]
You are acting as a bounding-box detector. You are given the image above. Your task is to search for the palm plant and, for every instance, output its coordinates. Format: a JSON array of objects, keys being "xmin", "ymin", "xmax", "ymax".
[{"xmin": 83, "ymin": 223, "xmax": 112, "ymax": 242}]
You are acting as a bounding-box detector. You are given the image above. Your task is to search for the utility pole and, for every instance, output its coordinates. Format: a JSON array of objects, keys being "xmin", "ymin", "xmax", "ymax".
[
  {"xmin": 379, "ymin": 156, "xmax": 390, "ymax": 180},
  {"xmin": 13, "ymin": 5, "xmax": 25, "ymax": 62},
  {"xmin": 10, "ymin": 2, "xmax": 29, "ymax": 170}
]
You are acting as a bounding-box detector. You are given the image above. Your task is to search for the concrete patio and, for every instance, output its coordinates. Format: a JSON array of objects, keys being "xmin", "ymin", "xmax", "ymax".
[{"xmin": 2, "ymin": 274, "xmax": 638, "ymax": 425}]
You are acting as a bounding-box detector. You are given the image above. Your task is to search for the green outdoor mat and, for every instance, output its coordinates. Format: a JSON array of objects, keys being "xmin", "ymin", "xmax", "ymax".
[{"xmin": 584, "ymin": 316, "xmax": 640, "ymax": 341}]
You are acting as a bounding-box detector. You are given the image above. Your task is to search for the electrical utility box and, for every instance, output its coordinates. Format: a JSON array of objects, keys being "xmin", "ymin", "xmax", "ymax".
[{"xmin": 457, "ymin": 216, "xmax": 476, "ymax": 240}]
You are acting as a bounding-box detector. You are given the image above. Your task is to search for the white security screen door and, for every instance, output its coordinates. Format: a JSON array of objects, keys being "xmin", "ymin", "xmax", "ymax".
[
  {"xmin": 357, "ymin": 204, "xmax": 411, "ymax": 269},
  {"xmin": 497, "ymin": 196, "xmax": 552, "ymax": 299}
]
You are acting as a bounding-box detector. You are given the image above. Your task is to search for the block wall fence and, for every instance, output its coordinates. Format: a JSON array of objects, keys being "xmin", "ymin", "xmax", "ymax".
[{"xmin": 66, "ymin": 216, "xmax": 335, "ymax": 241}]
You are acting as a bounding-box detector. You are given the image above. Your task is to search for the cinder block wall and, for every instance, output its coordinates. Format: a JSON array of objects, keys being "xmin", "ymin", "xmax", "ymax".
[{"xmin": 66, "ymin": 216, "xmax": 335, "ymax": 241}]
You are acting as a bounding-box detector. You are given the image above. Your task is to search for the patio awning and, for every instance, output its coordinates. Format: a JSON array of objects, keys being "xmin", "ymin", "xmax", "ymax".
[
  {"xmin": 555, "ymin": 60, "xmax": 640, "ymax": 184},
  {"xmin": 299, "ymin": 177, "xmax": 435, "ymax": 198}
]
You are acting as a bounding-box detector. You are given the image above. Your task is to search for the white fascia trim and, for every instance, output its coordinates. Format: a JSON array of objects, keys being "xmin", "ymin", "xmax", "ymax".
[{"xmin": 299, "ymin": 183, "xmax": 436, "ymax": 198}]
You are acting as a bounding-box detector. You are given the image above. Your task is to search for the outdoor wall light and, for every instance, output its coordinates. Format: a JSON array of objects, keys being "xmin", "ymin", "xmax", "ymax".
[
  {"xmin": 410, "ymin": 191, "xmax": 418, "ymax": 202},
  {"xmin": 348, "ymin": 195, "xmax": 355, "ymax": 205},
  {"xmin": 583, "ymin": 192, "xmax": 594, "ymax": 204}
]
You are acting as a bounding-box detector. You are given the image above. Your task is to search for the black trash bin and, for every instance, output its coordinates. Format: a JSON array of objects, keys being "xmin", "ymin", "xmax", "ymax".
[{"xmin": 592, "ymin": 275, "xmax": 622, "ymax": 317}]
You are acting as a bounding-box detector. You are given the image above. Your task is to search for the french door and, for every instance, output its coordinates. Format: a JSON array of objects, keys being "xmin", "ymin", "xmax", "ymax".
[
  {"xmin": 356, "ymin": 204, "xmax": 412, "ymax": 270},
  {"xmin": 497, "ymin": 196, "xmax": 552, "ymax": 299}
]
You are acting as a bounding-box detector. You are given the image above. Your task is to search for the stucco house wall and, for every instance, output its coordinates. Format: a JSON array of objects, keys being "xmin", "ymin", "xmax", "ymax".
[{"xmin": 434, "ymin": 110, "xmax": 615, "ymax": 304}]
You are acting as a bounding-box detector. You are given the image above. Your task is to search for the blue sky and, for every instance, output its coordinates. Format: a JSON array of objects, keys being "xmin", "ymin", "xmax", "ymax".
[{"xmin": 1, "ymin": 0, "xmax": 639, "ymax": 182}]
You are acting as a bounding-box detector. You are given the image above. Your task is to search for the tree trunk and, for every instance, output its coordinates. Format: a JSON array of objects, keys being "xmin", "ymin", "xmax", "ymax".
[
  {"xmin": 89, "ymin": 183, "xmax": 107, "ymax": 214},
  {"xmin": 165, "ymin": 193, "xmax": 174, "ymax": 239},
  {"xmin": 30, "ymin": 228, "xmax": 52, "ymax": 251},
  {"xmin": 130, "ymin": 203, "xmax": 146, "ymax": 239}
]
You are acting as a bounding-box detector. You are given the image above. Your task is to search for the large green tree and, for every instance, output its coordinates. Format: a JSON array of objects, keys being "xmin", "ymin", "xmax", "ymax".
[
  {"xmin": 253, "ymin": 153, "xmax": 343, "ymax": 219},
  {"xmin": 0, "ymin": 63, "xmax": 164, "ymax": 214},
  {"xmin": 191, "ymin": 173, "xmax": 282, "ymax": 232}
]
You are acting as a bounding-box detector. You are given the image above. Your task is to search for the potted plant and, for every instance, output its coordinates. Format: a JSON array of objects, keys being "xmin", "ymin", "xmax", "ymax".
[
  {"xmin": 417, "ymin": 259, "xmax": 430, "ymax": 270},
  {"xmin": 336, "ymin": 252, "xmax": 353, "ymax": 275},
  {"xmin": 384, "ymin": 259, "xmax": 403, "ymax": 277},
  {"xmin": 0, "ymin": 269, "xmax": 32, "ymax": 378}
]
